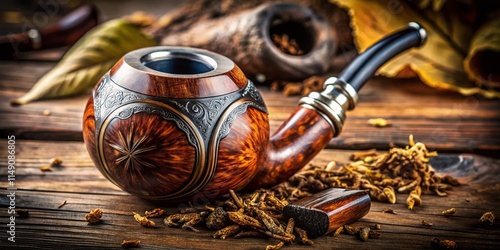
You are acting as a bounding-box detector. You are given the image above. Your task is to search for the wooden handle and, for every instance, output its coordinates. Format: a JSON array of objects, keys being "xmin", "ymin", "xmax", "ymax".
[
  {"xmin": 0, "ymin": 4, "xmax": 98, "ymax": 57},
  {"xmin": 283, "ymin": 188, "xmax": 371, "ymax": 238}
]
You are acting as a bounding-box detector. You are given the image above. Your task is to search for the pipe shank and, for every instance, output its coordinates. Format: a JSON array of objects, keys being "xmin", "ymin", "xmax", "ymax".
[{"xmin": 247, "ymin": 106, "xmax": 334, "ymax": 189}]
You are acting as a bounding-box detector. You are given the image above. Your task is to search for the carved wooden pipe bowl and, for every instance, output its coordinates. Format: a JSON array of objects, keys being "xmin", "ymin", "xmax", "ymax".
[
  {"xmin": 83, "ymin": 24, "xmax": 426, "ymax": 202},
  {"xmin": 83, "ymin": 46, "xmax": 273, "ymax": 201}
]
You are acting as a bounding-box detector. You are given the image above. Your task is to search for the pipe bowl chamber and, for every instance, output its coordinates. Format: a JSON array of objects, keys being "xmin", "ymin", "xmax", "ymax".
[{"xmin": 83, "ymin": 46, "xmax": 269, "ymax": 202}]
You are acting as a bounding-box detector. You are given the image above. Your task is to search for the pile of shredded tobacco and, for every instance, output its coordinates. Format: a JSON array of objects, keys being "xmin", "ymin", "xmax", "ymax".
[
  {"xmin": 159, "ymin": 135, "xmax": 459, "ymax": 250},
  {"xmin": 271, "ymin": 75, "xmax": 325, "ymax": 97},
  {"xmin": 272, "ymin": 34, "xmax": 303, "ymax": 56},
  {"xmin": 271, "ymin": 134, "xmax": 460, "ymax": 209},
  {"xmin": 164, "ymin": 189, "xmax": 301, "ymax": 250}
]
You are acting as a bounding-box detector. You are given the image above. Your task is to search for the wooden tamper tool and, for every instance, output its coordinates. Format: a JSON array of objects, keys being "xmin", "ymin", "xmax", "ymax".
[{"xmin": 283, "ymin": 188, "xmax": 371, "ymax": 238}]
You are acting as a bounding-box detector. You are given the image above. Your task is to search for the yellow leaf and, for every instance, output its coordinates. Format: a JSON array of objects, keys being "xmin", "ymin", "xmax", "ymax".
[
  {"xmin": 11, "ymin": 19, "xmax": 157, "ymax": 105},
  {"xmin": 464, "ymin": 17, "xmax": 500, "ymax": 90},
  {"xmin": 416, "ymin": 0, "xmax": 447, "ymax": 12},
  {"xmin": 331, "ymin": 0, "xmax": 500, "ymax": 98}
]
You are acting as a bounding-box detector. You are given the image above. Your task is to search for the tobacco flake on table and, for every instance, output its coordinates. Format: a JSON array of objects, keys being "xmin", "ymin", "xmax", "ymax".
[
  {"xmin": 422, "ymin": 220, "xmax": 433, "ymax": 227},
  {"xmin": 39, "ymin": 165, "xmax": 52, "ymax": 172},
  {"xmin": 86, "ymin": 208, "xmax": 103, "ymax": 224},
  {"xmin": 358, "ymin": 227, "xmax": 370, "ymax": 241},
  {"xmin": 164, "ymin": 213, "xmax": 203, "ymax": 232},
  {"xmin": 213, "ymin": 224, "xmax": 242, "ymax": 239},
  {"xmin": 134, "ymin": 212, "xmax": 155, "ymax": 227},
  {"xmin": 479, "ymin": 211, "xmax": 495, "ymax": 226},
  {"xmin": 57, "ymin": 200, "xmax": 67, "ymax": 208},
  {"xmin": 49, "ymin": 157, "xmax": 63, "ymax": 167},
  {"xmin": 121, "ymin": 239, "xmax": 140, "ymax": 248},
  {"xmin": 144, "ymin": 208, "xmax": 165, "ymax": 218},
  {"xmin": 442, "ymin": 208, "xmax": 456, "ymax": 217},
  {"xmin": 431, "ymin": 237, "xmax": 457, "ymax": 250},
  {"xmin": 206, "ymin": 206, "xmax": 229, "ymax": 230},
  {"xmin": 343, "ymin": 225, "xmax": 359, "ymax": 235},
  {"xmin": 368, "ymin": 118, "xmax": 391, "ymax": 127},
  {"xmin": 383, "ymin": 208, "xmax": 397, "ymax": 214}
]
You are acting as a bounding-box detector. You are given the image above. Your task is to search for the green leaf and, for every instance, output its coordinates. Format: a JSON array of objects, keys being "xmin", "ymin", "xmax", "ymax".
[
  {"xmin": 11, "ymin": 19, "xmax": 157, "ymax": 105},
  {"xmin": 331, "ymin": 0, "xmax": 500, "ymax": 98}
]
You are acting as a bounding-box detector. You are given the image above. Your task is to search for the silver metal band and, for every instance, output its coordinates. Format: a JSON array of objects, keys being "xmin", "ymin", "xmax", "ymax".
[
  {"xmin": 298, "ymin": 77, "xmax": 358, "ymax": 137},
  {"xmin": 323, "ymin": 77, "xmax": 358, "ymax": 110}
]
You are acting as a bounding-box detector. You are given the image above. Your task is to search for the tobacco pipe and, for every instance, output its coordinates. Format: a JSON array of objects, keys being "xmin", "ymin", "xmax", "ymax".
[
  {"xmin": 83, "ymin": 22, "xmax": 426, "ymax": 202},
  {"xmin": 0, "ymin": 4, "xmax": 98, "ymax": 58},
  {"xmin": 155, "ymin": 2, "xmax": 336, "ymax": 83},
  {"xmin": 283, "ymin": 188, "xmax": 370, "ymax": 238}
]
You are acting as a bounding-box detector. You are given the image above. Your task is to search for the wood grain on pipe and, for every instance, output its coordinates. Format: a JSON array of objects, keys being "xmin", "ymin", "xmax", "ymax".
[{"xmin": 283, "ymin": 188, "xmax": 371, "ymax": 238}]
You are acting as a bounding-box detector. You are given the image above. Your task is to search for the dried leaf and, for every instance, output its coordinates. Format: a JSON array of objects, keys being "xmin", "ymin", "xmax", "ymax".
[
  {"xmin": 464, "ymin": 17, "xmax": 500, "ymax": 90},
  {"xmin": 11, "ymin": 19, "xmax": 157, "ymax": 105},
  {"xmin": 331, "ymin": 0, "xmax": 500, "ymax": 98},
  {"xmin": 416, "ymin": 0, "xmax": 447, "ymax": 12}
]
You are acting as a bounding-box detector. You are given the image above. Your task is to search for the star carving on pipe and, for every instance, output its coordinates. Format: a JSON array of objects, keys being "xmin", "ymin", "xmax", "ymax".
[{"xmin": 109, "ymin": 122, "xmax": 156, "ymax": 172}]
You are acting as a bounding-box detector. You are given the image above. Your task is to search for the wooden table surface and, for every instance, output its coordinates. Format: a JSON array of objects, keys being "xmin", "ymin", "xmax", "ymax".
[{"xmin": 1, "ymin": 1, "xmax": 500, "ymax": 249}]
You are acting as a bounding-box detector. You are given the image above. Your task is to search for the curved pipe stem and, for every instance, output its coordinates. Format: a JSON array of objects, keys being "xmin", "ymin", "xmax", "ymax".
[
  {"xmin": 250, "ymin": 23, "xmax": 427, "ymax": 188},
  {"xmin": 338, "ymin": 22, "xmax": 426, "ymax": 92}
]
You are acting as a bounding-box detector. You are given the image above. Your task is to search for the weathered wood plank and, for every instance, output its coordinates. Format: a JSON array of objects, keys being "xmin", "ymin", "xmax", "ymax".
[
  {"xmin": 3, "ymin": 140, "xmax": 497, "ymax": 197},
  {"xmin": 1, "ymin": 187, "xmax": 498, "ymax": 249},
  {"xmin": 0, "ymin": 140, "xmax": 121, "ymax": 194},
  {"xmin": 0, "ymin": 0, "xmax": 498, "ymax": 248},
  {"xmin": 1, "ymin": 140, "xmax": 499, "ymax": 249}
]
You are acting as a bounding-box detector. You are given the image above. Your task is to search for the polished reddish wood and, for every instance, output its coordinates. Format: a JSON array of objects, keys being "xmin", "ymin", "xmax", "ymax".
[
  {"xmin": 283, "ymin": 188, "xmax": 371, "ymax": 238},
  {"xmin": 246, "ymin": 106, "xmax": 334, "ymax": 189},
  {"xmin": 109, "ymin": 56, "xmax": 248, "ymax": 98},
  {"xmin": 188, "ymin": 105, "xmax": 335, "ymax": 201},
  {"xmin": 83, "ymin": 95, "xmax": 196, "ymax": 198},
  {"xmin": 82, "ymin": 95, "xmax": 99, "ymax": 166},
  {"xmin": 102, "ymin": 113, "xmax": 196, "ymax": 197},
  {"xmin": 202, "ymin": 107, "xmax": 270, "ymax": 199}
]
